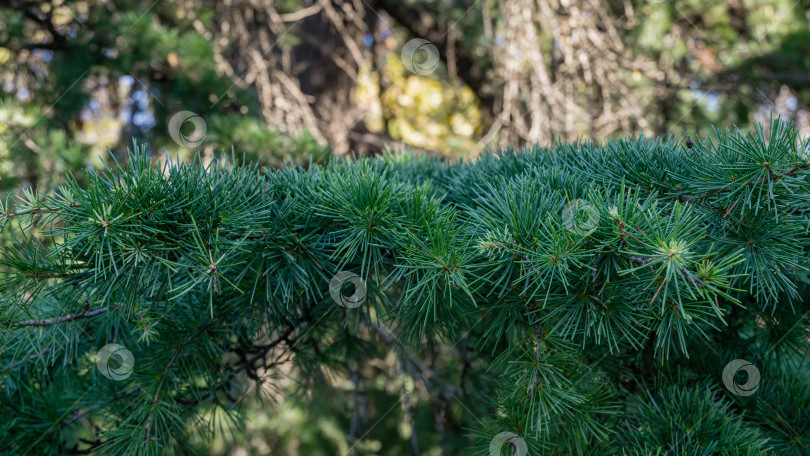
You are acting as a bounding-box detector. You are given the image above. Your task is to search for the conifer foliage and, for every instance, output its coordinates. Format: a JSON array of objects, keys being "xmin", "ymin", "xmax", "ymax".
[{"xmin": 1, "ymin": 120, "xmax": 809, "ymax": 455}]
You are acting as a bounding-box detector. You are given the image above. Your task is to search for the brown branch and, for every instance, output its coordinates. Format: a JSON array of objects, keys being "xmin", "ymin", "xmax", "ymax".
[
  {"xmin": 616, "ymin": 220, "xmax": 644, "ymax": 244},
  {"xmin": 369, "ymin": 323, "xmax": 464, "ymax": 399},
  {"xmin": 723, "ymin": 198, "xmax": 739, "ymax": 219},
  {"xmin": 62, "ymin": 386, "xmax": 141, "ymax": 425},
  {"xmin": 530, "ymin": 323, "xmax": 541, "ymax": 401},
  {"xmin": 9, "ymin": 305, "xmax": 118, "ymax": 328},
  {"xmin": 650, "ymin": 277, "xmax": 667, "ymax": 305},
  {"xmin": 785, "ymin": 162, "xmax": 810, "ymax": 177},
  {"xmin": 173, "ymin": 318, "xmax": 302, "ymax": 409},
  {"xmin": 144, "ymin": 323, "xmax": 218, "ymax": 442},
  {"xmin": 678, "ymin": 162, "xmax": 810, "ymax": 202},
  {"xmin": 2, "ymin": 202, "xmax": 82, "ymax": 219},
  {"xmin": 0, "ymin": 348, "xmax": 51, "ymax": 373},
  {"xmin": 23, "ymin": 272, "xmax": 75, "ymax": 279}
]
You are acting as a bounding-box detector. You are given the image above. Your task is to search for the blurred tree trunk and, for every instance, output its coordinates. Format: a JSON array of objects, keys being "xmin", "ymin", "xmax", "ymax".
[
  {"xmin": 211, "ymin": 0, "xmax": 652, "ymax": 155},
  {"xmin": 213, "ymin": 0, "xmax": 394, "ymax": 155}
]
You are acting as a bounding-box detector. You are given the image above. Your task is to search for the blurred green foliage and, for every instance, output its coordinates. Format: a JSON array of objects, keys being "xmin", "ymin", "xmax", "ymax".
[{"xmin": 0, "ymin": 1, "xmax": 329, "ymax": 194}]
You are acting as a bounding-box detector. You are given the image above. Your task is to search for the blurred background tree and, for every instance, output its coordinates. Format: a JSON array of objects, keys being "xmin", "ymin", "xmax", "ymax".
[
  {"xmin": 2, "ymin": 1, "xmax": 810, "ymax": 454},
  {"xmin": 3, "ymin": 0, "xmax": 810, "ymax": 187}
]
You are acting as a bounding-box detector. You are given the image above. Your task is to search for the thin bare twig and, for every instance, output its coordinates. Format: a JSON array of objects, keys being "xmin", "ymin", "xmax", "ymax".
[{"xmin": 8, "ymin": 305, "xmax": 119, "ymax": 328}]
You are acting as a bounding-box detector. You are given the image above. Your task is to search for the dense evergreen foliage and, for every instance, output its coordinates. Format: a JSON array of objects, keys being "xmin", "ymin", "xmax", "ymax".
[{"xmin": 1, "ymin": 119, "xmax": 809, "ymax": 455}]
